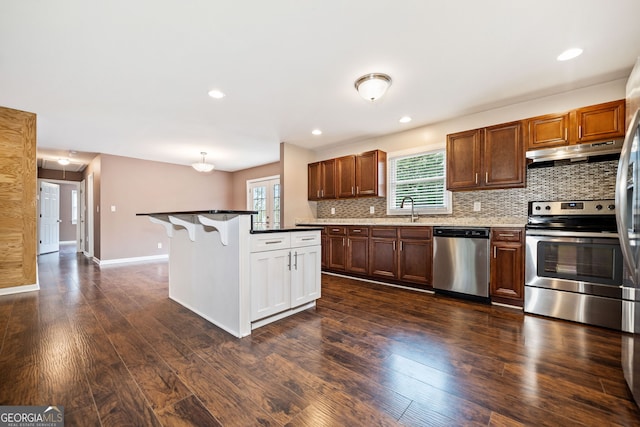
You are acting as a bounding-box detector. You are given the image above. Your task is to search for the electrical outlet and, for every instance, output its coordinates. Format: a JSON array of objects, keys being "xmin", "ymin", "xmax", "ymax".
[
  {"xmin": 369, "ymin": 206, "xmax": 375, "ymax": 214},
  {"xmin": 331, "ymin": 207, "xmax": 336, "ymax": 215},
  {"xmin": 157, "ymin": 242, "xmax": 162, "ymax": 249},
  {"xmin": 473, "ymin": 202, "xmax": 481, "ymax": 212}
]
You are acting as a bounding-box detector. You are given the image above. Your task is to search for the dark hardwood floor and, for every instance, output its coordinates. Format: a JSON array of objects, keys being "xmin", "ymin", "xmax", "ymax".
[{"xmin": 1, "ymin": 243, "xmax": 640, "ymax": 426}]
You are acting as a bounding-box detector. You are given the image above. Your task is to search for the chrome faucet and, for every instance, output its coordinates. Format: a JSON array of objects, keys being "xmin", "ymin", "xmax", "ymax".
[{"xmin": 400, "ymin": 196, "xmax": 418, "ymax": 222}]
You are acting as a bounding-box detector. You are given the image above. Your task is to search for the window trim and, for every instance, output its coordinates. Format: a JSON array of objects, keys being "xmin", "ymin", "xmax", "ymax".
[{"xmin": 386, "ymin": 147, "xmax": 452, "ymax": 216}]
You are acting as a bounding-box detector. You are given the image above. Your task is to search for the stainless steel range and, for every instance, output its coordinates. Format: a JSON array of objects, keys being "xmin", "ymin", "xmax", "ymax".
[{"xmin": 524, "ymin": 199, "xmax": 633, "ymax": 331}]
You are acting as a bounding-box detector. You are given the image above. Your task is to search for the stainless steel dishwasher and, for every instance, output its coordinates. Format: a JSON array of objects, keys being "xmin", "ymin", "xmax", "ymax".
[{"xmin": 433, "ymin": 227, "xmax": 490, "ymax": 298}]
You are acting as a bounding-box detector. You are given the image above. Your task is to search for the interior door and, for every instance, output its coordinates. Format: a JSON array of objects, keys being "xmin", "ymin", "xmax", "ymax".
[
  {"xmin": 247, "ymin": 176, "xmax": 280, "ymax": 229},
  {"xmin": 39, "ymin": 181, "xmax": 60, "ymax": 254}
]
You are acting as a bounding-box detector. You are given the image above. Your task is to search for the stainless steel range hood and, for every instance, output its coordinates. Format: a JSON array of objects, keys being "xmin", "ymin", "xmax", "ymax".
[{"xmin": 526, "ymin": 139, "xmax": 623, "ymax": 167}]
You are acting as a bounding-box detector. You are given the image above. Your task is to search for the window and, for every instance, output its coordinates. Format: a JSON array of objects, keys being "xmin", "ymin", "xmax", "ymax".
[
  {"xmin": 71, "ymin": 189, "xmax": 78, "ymax": 225},
  {"xmin": 387, "ymin": 149, "xmax": 452, "ymax": 215}
]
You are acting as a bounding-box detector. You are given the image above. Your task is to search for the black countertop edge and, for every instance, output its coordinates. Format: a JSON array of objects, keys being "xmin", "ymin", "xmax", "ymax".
[
  {"xmin": 250, "ymin": 226, "xmax": 323, "ymax": 234},
  {"xmin": 137, "ymin": 210, "xmax": 258, "ymax": 216}
]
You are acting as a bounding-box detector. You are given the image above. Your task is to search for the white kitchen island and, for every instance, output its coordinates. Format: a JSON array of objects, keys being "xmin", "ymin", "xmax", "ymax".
[{"xmin": 139, "ymin": 210, "xmax": 321, "ymax": 338}]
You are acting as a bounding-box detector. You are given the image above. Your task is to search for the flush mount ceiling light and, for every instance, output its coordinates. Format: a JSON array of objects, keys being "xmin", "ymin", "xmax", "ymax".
[
  {"xmin": 57, "ymin": 158, "xmax": 70, "ymax": 166},
  {"xmin": 354, "ymin": 73, "xmax": 392, "ymax": 102},
  {"xmin": 192, "ymin": 152, "xmax": 215, "ymax": 173},
  {"xmin": 557, "ymin": 48, "xmax": 583, "ymax": 61},
  {"xmin": 399, "ymin": 116, "xmax": 412, "ymax": 124},
  {"xmin": 311, "ymin": 129, "xmax": 322, "ymax": 136}
]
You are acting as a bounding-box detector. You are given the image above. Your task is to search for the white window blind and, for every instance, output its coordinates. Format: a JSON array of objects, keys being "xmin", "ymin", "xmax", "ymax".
[{"xmin": 387, "ymin": 149, "xmax": 452, "ymax": 215}]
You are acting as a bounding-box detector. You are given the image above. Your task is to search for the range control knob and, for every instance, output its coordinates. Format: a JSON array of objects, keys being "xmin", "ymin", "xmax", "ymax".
[
  {"xmin": 535, "ymin": 206, "xmax": 541, "ymax": 211},
  {"xmin": 544, "ymin": 205, "xmax": 551, "ymax": 210},
  {"xmin": 608, "ymin": 204, "xmax": 615, "ymax": 210},
  {"xmin": 595, "ymin": 204, "xmax": 603, "ymax": 210}
]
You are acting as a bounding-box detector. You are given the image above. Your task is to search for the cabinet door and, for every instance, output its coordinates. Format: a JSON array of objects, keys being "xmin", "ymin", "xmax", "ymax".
[
  {"xmin": 525, "ymin": 113, "xmax": 570, "ymax": 150},
  {"xmin": 250, "ymin": 249, "xmax": 291, "ymax": 321},
  {"xmin": 347, "ymin": 237, "xmax": 369, "ymax": 274},
  {"xmin": 398, "ymin": 239, "xmax": 432, "ymax": 286},
  {"xmin": 573, "ymin": 99, "xmax": 625, "ymax": 143},
  {"xmin": 369, "ymin": 238, "xmax": 397, "ymax": 279},
  {"xmin": 321, "ymin": 232, "xmax": 328, "ymax": 269},
  {"xmin": 356, "ymin": 150, "xmax": 385, "ymax": 197},
  {"xmin": 336, "ymin": 155, "xmax": 356, "ymax": 198},
  {"xmin": 308, "ymin": 162, "xmax": 321, "ymax": 201},
  {"xmin": 483, "ymin": 121, "xmax": 525, "ymax": 189},
  {"xmin": 291, "ymin": 245, "xmax": 321, "ymax": 307},
  {"xmin": 446, "ymin": 129, "xmax": 482, "ymax": 190},
  {"xmin": 321, "ymin": 159, "xmax": 337, "ymax": 199},
  {"xmin": 490, "ymin": 242, "xmax": 524, "ymax": 303},
  {"xmin": 328, "ymin": 235, "xmax": 346, "ymax": 271}
]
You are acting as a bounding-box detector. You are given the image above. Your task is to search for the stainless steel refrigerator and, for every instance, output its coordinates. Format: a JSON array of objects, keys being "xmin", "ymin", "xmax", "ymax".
[{"xmin": 617, "ymin": 57, "xmax": 640, "ymax": 406}]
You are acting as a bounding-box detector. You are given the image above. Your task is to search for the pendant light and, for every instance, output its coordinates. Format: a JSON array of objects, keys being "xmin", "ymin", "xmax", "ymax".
[{"xmin": 192, "ymin": 152, "xmax": 215, "ymax": 173}]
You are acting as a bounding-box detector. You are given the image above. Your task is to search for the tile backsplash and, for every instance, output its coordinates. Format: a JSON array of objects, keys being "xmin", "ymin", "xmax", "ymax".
[{"xmin": 316, "ymin": 160, "xmax": 618, "ymax": 220}]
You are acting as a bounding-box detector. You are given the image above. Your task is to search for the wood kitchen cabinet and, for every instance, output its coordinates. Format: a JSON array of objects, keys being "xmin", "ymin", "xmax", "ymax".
[
  {"xmin": 367, "ymin": 226, "xmax": 433, "ymax": 287},
  {"xmin": 309, "ymin": 150, "xmax": 386, "ymax": 200},
  {"xmin": 346, "ymin": 226, "xmax": 369, "ymax": 275},
  {"xmin": 525, "ymin": 112, "xmax": 570, "ymax": 150},
  {"xmin": 320, "ymin": 227, "xmax": 328, "ymax": 269},
  {"xmin": 490, "ymin": 228, "xmax": 524, "ymax": 307},
  {"xmin": 525, "ymin": 99, "xmax": 625, "ymax": 150},
  {"xmin": 327, "ymin": 226, "xmax": 347, "ymax": 271},
  {"xmin": 397, "ymin": 227, "xmax": 432, "ymax": 287},
  {"xmin": 447, "ymin": 121, "xmax": 525, "ymax": 191},
  {"xmin": 369, "ymin": 227, "xmax": 398, "ymax": 280},
  {"xmin": 572, "ymin": 99, "xmax": 625, "ymax": 143},
  {"xmin": 308, "ymin": 159, "xmax": 336, "ymax": 200}
]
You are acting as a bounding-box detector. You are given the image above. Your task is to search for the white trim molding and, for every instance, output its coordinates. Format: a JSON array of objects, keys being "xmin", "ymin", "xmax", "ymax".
[
  {"xmin": 97, "ymin": 254, "xmax": 169, "ymax": 267},
  {"xmin": 0, "ymin": 284, "xmax": 39, "ymax": 296}
]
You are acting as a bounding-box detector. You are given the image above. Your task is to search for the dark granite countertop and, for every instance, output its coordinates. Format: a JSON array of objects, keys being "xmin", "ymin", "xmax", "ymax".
[{"xmin": 136, "ymin": 210, "xmax": 257, "ymax": 216}]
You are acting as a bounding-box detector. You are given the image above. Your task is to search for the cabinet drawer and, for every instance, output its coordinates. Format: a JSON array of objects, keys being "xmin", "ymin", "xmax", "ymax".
[
  {"xmin": 370, "ymin": 227, "xmax": 397, "ymax": 239},
  {"xmin": 327, "ymin": 226, "xmax": 347, "ymax": 236},
  {"xmin": 491, "ymin": 228, "xmax": 523, "ymax": 242},
  {"xmin": 398, "ymin": 226, "xmax": 432, "ymax": 240},
  {"xmin": 291, "ymin": 231, "xmax": 321, "ymax": 248},
  {"xmin": 348, "ymin": 226, "xmax": 369, "ymax": 237},
  {"xmin": 250, "ymin": 233, "xmax": 291, "ymax": 252}
]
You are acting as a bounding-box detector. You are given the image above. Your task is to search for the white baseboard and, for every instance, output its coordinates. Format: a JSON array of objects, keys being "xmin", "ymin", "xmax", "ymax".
[
  {"xmin": 60, "ymin": 240, "xmax": 77, "ymax": 244},
  {"xmin": 97, "ymin": 254, "xmax": 168, "ymax": 267},
  {"xmin": 0, "ymin": 283, "xmax": 39, "ymax": 296}
]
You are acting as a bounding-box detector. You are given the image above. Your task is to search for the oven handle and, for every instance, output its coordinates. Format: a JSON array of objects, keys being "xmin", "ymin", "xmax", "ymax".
[
  {"xmin": 525, "ymin": 230, "xmax": 618, "ymax": 239},
  {"xmin": 615, "ymin": 108, "xmax": 640, "ymax": 282}
]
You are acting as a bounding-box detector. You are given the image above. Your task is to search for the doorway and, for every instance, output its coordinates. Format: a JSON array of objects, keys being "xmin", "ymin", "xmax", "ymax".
[
  {"xmin": 37, "ymin": 179, "xmax": 81, "ymax": 254},
  {"xmin": 247, "ymin": 176, "xmax": 281, "ymax": 229}
]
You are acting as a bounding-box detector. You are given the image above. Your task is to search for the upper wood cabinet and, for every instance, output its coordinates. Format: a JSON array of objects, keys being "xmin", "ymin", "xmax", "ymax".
[
  {"xmin": 447, "ymin": 121, "xmax": 525, "ymax": 191},
  {"xmin": 525, "ymin": 99, "xmax": 625, "ymax": 150},
  {"xmin": 525, "ymin": 112, "xmax": 570, "ymax": 150},
  {"xmin": 572, "ymin": 99, "xmax": 625, "ymax": 143},
  {"xmin": 309, "ymin": 150, "xmax": 386, "ymax": 200},
  {"xmin": 308, "ymin": 159, "xmax": 336, "ymax": 200}
]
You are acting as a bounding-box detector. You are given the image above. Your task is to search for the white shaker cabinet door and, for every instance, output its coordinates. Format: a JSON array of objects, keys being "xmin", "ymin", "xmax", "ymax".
[
  {"xmin": 250, "ymin": 248, "xmax": 291, "ymax": 321},
  {"xmin": 291, "ymin": 245, "xmax": 322, "ymax": 307}
]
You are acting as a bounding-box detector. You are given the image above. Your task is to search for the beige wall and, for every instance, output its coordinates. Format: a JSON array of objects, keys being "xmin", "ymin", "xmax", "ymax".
[
  {"xmin": 230, "ymin": 161, "xmax": 281, "ymax": 210},
  {"xmin": 281, "ymin": 142, "xmax": 316, "ymax": 225},
  {"xmin": 98, "ymin": 154, "xmax": 233, "ymax": 261}
]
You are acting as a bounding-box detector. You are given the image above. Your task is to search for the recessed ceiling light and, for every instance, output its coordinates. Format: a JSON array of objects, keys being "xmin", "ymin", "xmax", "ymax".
[
  {"xmin": 399, "ymin": 116, "xmax": 412, "ymax": 124},
  {"xmin": 208, "ymin": 89, "xmax": 225, "ymax": 99},
  {"xmin": 57, "ymin": 158, "xmax": 70, "ymax": 166},
  {"xmin": 312, "ymin": 129, "xmax": 322, "ymax": 136},
  {"xmin": 557, "ymin": 48, "xmax": 583, "ymax": 61}
]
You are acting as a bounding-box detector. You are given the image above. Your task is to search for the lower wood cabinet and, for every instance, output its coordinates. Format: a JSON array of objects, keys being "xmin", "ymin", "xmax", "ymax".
[
  {"xmin": 490, "ymin": 228, "xmax": 524, "ymax": 306},
  {"xmin": 327, "ymin": 226, "xmax": 347, "ymax": 271},
  {"xmin": 398, "ymin": 227, "xmax": 432, "ymax": 286},
  {"xmin": 346, "ymin": 226, "xmax": 369, "ymax": 274},
  {"xmin": 369, "ymin": 227, "xmax": 398, "ymax": 280}
]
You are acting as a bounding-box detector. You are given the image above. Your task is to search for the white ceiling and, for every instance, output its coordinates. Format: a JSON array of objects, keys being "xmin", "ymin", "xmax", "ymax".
[{"xmin": 2, "ymin": 1, "xmax": 640, "ymax": 172}]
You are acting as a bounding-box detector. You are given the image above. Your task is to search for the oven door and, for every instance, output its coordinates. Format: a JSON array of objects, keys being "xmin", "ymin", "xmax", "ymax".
[{"xmin": 525, "ymin": 231, "xmax": 623, "ymax": 298}]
